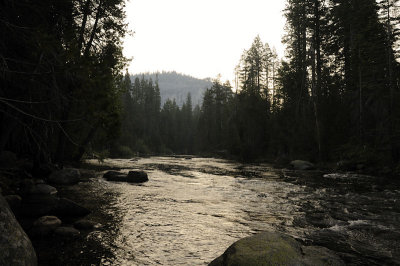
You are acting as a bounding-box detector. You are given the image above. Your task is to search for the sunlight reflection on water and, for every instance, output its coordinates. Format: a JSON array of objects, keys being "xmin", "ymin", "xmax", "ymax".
[{"xmin": 86, "ymin": 157, "xmax": 400, "ymax": 265}]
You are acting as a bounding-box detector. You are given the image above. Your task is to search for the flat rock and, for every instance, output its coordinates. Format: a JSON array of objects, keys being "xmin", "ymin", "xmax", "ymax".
[
  {"xmin": 48, "ymin": 168, "xmax": 81, "ymax": 185},
  {"xmin": 54, "ymin": 226, "xmax": 80, "ymax": 237},
  {"xmin": 0, "ymin": 194, "xmax": 37, "ymax": 265},
  {"xmin": 209, "ymin": 231, "xmax": 344, "ymax": 266},
  {"xmin": 127, "ymin": 170, "xmax": 148, "ymax": 183}
]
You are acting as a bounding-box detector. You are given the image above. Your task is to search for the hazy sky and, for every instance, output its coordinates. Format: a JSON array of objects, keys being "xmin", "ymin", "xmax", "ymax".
[{"xmin": 123, "ymin": 0, "xmax": 287, "ymax": 82}]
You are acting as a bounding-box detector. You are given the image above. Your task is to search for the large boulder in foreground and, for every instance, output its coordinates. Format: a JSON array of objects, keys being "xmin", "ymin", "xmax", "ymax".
[
  {"xmin": 0, "ymin": 194, "xmax": 37, "ymax": 266},
  {"xmin": 290, "ymin": 160, "xmax": 315, "ymax": 170},
  {"xmin": 127, "ymin": 171, "xmax": 148, "ymax": 183},
  {"xmin": 209, "ymin": 231, "xmax": 344, "ymax": 266},
  {"xmin": 48, "ymin": 168, "xmax": 81, "ymax": 185}
]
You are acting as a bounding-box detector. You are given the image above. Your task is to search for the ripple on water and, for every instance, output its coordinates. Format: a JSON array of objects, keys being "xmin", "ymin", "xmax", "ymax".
[{"xmin": 83, "ymin": 157, "xmax": 400, "ymax": 265}]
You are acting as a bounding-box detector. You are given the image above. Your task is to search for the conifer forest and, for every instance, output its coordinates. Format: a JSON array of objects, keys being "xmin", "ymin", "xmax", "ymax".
[{"xmin": 1, "ymin": 0, "xmax": 400, "ymax": 168}]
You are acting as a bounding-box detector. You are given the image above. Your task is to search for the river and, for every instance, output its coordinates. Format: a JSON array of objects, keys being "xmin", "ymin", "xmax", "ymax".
[{"xmin": 57, "ymin": 156, "xmax": 400, "ymax": 265}]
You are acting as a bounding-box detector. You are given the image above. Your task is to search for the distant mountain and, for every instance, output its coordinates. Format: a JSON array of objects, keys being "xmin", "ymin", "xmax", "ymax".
[{"xmin": 131, "ymin": 71, "xmax": 212, "ymax": 107}]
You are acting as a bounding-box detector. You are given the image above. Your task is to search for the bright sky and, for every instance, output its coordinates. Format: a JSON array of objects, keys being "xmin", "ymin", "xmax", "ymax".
[{"xmin": 123, "ymin": 0, "xmax": 287, "ymax": 83}]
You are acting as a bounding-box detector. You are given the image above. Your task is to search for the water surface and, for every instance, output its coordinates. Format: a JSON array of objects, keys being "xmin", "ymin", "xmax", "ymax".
[{"xmin": 81, "ymin": 157, "xmax": 400, "ymax": 265}]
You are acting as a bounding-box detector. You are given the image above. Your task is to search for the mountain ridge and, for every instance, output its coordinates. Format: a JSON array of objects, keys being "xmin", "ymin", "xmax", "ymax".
[{"xmin": 131, "ymin": 71, "xmax": 212, "ymax": 107}]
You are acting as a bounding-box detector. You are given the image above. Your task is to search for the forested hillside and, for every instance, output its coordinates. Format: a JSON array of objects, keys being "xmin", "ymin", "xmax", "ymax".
[{"xmin": 132, "ymin": 72, "xmax": 212, "ymax": 107}]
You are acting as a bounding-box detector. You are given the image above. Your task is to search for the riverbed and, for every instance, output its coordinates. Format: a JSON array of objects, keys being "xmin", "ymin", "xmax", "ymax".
[{"xmin": 52, "ymin": 156, "xmax": 400, "ymax": 265}]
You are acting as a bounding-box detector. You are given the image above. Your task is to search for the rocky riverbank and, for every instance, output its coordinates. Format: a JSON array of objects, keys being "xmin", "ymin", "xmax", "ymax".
[
  {"xmin": 2, "ymin": 153, "xmax": 400, "ymax": 265},
  {"xmin": 0, "ymin": 152, "xmax": 119, "ymax": 265}
]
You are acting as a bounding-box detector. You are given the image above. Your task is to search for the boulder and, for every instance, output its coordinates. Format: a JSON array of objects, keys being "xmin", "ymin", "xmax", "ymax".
[
  {"xmin": 209, "ymin": 231, "xmax": 344, "ymax": 266},
  {"xmin": 103, "ymin": 170, "xmax": 127, "ymax": 182},
  {"xmin": 48, "ymin": 168, "xmax": 81, "ymax": 185},
  {"xmin": 31, "ymin": 216, "xmax": 61, "ymax": 237},
  {"xmin": 0, "ymin": 194, "xmax": 37, "ymax": 266},
  {"xmin": 54, "ymin": 198, "xmax": 90, "ymax": 217},
  {"xmin": 54, "ymin": 226, "xmax": 80, "ymax": 237},
  {"xmin": 290, "ymin": 160, "xmax": 314, "ymax": 170},
  {"xmin": 127, "ymin": 170, "xmax": 148, "ymax": 183},
  {"xmin": 30, "ymin": 184, "xmax": 57, "ymax": 195}
]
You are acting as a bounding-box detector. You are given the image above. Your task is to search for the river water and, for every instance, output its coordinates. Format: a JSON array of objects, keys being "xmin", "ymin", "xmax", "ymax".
[{"xmin": 70, "ymin": 157, "xmax": 400, "ymax": 265}]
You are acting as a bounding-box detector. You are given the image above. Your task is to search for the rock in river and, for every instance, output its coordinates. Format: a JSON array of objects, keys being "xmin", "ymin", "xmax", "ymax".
[
  {"xmin": 103, "ymin": 170, "xmax": 127, "ymax": 182},
  {"xmin": 104, "ymin": 170, "xmax": 149, "ymax": 183},
  {"xmin": 127, "ymin": 170, "xmax": 148, "ymax": 183},
  {"xmin": 209, "ymin": 231, "xmax": 344, "ymax": 266},
  {"xmin": 0, "ymin": 194, "xmax": 37, "ymax": 266},
  {"xmin": 48, "ymin": 168, "xmax": 81, "ymax": 185}
]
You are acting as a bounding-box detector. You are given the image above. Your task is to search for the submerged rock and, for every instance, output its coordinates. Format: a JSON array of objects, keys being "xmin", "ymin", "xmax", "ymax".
[
  {"xmin": 290, "ymin": 160, "xmax": 314, "ymax": 170},
  {"xmin": 209, "ymin": 231, "xmax": 344, "ymax": 266},
  {"xmin": 127, "ymin": 170, "xmax": 148, "ymax": 183},
  {"xmin": 48, "ymin": 168, "xmax": 81, "ymax": 185},
  {"xmin": 0, "ymin": 194, "xmax": 37, "ymax": 266}
]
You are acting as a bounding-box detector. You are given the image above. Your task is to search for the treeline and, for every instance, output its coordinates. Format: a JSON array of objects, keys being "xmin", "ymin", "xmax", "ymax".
[
  {"xmin": 132, "ymin": 71, "xmax": 212, "ymax": 107},
  {"xmin": 111, "ymin": 73, "xmax": 198, "ymax": 156},
  {"xmin": 0, "ymin": 0, "xmax": 128, "ymax": 164},
  {"xmin": 275, "ymin": 0, "xmax": 400, "ymax": 165},
  {"xmin": 116, "ymin": 0, "xmax": 400, "ymax": 168}
]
